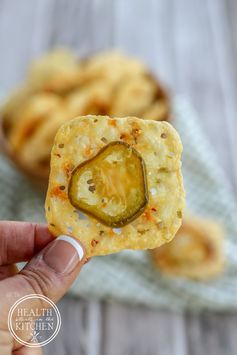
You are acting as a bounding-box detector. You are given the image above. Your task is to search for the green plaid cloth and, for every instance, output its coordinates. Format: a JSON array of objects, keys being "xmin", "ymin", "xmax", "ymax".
[{"xmin": 1, "ymin": 98, "xmax": 237, "ymax": 311}]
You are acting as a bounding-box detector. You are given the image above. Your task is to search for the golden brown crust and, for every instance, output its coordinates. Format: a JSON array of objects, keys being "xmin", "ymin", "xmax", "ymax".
[
  {"xmin": 150, "ymin": 215, "xmax": 225, "ymax": 280},
  {"xmin": 45, "ymin": 115, "xmax": 185, "ymax": 257}
]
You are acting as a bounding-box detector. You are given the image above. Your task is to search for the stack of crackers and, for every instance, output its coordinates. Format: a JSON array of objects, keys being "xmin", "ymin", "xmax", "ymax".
[{"xmin": 2, "ymin": 49, "xmax": 170, "ymax": 176}]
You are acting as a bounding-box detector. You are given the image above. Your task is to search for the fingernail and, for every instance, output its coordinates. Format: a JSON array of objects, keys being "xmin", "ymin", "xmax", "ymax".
[{"xmin": 43, "ymin": 235, "xmax": 84, "ymax": 274}]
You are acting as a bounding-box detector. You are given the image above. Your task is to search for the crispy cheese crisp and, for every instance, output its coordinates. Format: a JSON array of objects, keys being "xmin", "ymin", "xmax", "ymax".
[
  {"xmin": 45, "ymin": 115, "xmax": 185, "ymax": 257},
  {"xmin": 150, "ymin": 215, "xmax": 225, "ymax": 280}
]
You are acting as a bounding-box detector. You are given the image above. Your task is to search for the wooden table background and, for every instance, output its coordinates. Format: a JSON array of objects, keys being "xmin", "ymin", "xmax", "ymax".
[{"xmin": 1, "ymin": 0, "xmax": 237, "ymax": 354}]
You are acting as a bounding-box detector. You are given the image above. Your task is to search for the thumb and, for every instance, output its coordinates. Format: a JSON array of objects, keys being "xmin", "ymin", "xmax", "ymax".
[{"xmin": 0, "ymin": 235, "xmax": 85, "ymax": 329}]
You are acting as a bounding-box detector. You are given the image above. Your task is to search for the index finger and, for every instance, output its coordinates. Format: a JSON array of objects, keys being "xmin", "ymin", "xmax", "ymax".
[{"xmin": 0, "ymin": 221, "xmax": 54, "ymax": 265}]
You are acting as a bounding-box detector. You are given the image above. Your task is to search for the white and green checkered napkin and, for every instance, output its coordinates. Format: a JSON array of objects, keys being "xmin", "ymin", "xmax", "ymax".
[{"xmin": 1, "ymin": 98, "xmax": 237, "ymax": 311}]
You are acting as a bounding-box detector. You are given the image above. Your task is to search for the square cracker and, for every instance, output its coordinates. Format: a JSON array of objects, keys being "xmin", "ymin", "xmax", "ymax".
[{"xmin": 45, "ymin": 115, "xmax": 185, "ymax": 257}]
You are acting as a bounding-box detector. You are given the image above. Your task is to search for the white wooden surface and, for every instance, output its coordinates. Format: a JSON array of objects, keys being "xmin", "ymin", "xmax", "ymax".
[{"xmin": 0, "ymin": 0, "xmax": 237, "ymax": 354}]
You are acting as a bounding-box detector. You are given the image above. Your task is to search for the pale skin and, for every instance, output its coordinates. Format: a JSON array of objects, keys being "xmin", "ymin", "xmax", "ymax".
[{"xmin": 0, "ymin": 221, "xmax": 86, "ymax": 355}]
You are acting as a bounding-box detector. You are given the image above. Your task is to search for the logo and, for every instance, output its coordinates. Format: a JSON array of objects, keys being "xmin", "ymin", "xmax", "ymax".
[{"xmin": 8, "ymin": 294, "xmax": 61, "ymax": 348}]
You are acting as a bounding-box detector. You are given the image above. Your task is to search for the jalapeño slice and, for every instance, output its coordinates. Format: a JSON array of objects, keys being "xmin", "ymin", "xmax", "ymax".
[{"xmin": 68, "ymin": 141, "xmax": 148, "ymax": 227}]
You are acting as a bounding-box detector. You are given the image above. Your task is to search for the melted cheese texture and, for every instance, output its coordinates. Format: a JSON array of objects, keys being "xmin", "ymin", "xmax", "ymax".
[{"xmin": 45, "ymin": 115, "xmax": 185, "ymax": 257}]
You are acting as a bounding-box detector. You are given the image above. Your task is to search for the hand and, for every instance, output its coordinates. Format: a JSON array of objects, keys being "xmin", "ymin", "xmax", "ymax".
[{"xmin": 0, "ymin": 221, "xmax": 86, "ymax": 354}]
